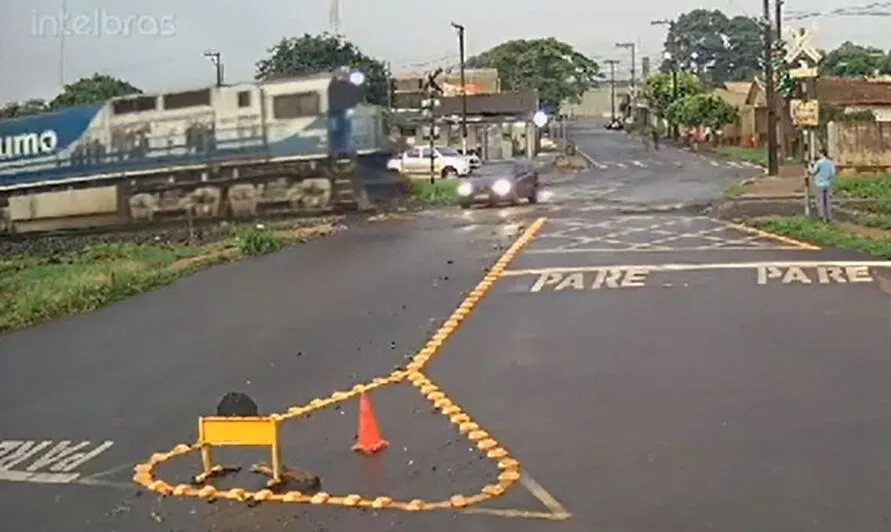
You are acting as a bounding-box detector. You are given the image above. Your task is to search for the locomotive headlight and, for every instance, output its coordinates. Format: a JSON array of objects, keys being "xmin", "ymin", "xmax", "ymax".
[
  {"xmin": 491, "ymin": 179, "xmax": 512, "ymax": 196},
  {"xmin": 457, "ymin": 182, "xmax": 473, "ymax": 196},
  {"xmin": 349, "ymin": 70, "xmax": 366, "ymax": 86}
]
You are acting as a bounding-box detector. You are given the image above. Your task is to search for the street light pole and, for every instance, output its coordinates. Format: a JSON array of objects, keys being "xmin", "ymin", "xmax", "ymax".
[
  {"xmin": 203, "ymin": 51, "xmax": 223, "ymax": 87},
  {"xmin": 605, "ymin": 60, "xmax": 619, "ymax": 121},
  {"xmin": 651, "ymin": 18, "xmax": 679, "ymax": 138},
  {"xmin": 615, "ymin": 42, "xmax": 636, "ymax": 94},
  {"xmin": 451, "ymin": 22, "xmax": 468, "ymax": 154},
  {"xmin": 762, "ymin": 0, "xmax": 779, "ymax": 175}
]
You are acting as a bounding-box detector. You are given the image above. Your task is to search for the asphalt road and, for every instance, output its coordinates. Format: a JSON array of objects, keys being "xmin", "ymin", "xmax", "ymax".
[
  {"xmin": 553, "ymin": 122, "xmax": 762, "ymax": 209},
  {"xmin": 3, "ymin": 131, "xmax": 891, "ymax": 532}
]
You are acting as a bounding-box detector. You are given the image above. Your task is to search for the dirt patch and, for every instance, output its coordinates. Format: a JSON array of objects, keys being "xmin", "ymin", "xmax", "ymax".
[
  {"xmin": 168, "ymin": 247, "xmax": 238, "ymax": 273},
  {"xmin": 270, "ymin": 224, "xmax": 339, "ymax": 241}
]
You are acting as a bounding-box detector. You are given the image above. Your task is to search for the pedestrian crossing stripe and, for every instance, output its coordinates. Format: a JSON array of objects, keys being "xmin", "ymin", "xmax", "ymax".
[{"xmin": 586, "ymin": 159, "xmax": 758, "ymax": 170}]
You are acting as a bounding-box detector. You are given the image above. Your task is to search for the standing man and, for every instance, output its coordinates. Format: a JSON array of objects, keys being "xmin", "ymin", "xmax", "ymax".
[{"xmin": 809, "ymin": 149, "xmax": 837, "ymax": 222}]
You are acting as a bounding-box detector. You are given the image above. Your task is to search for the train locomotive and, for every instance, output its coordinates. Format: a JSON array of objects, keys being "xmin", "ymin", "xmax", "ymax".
[{"xmin": 0, "ymin": 69, "xmax": 390, "ymax": 233}]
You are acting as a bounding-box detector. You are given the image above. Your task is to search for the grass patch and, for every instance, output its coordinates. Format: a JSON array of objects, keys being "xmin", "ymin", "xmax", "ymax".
[
  {"xmin": 836, "ymin": 174, "xmax": 891, "ymax": 199},
  {"xmin": 0, "ymin": 224, "xmax": 336, "ymax": 333},
  {"xmin": 751, "ymin": 215, "xmax": 891, "ymax": 258},
  {"xmin": 724, "ymin": 181, "xmax": 748, "ymax": 198},
  {"xmin": 715, "ymin": 146, "xmax": 768, "ymax": 166},
  {"xmin": 0, "ymin": 242, "xmax": 206, "ymax": 332},
  {"xmin": 409, "ymin": 178, "xmax": 460, "ymax": 206},
  {"xmin": 238, "ymin": 226, "xmax": 284, "ymax": 256}
]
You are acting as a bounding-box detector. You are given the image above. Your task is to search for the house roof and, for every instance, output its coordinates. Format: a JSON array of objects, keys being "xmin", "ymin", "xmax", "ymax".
[
  {"xmin": 743, "ymin": 76, "xmax": 891, "ymax": 106},
  {"xmin": 712, "ymin": 88, "xmax": 748, "ymax": 107},
  {"xmin": 724, "ymin": 81, "xmax": 751, "ymax": 94},
  {"xmin": 817, "ymin": 77, "xmax": 891, "ymax": 105}
]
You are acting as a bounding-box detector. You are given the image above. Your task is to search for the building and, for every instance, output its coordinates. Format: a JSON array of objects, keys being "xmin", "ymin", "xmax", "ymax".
[
  {"xmin": 711, "ymin": 82, "xmax": 754, "ymax": 146},
  {"xmin": 388, "ymin": 69, "xmax": 540, "ymax": 160},
  {"xmin": 816, "ymin": 77, "xmax": 891, "ymax": 121},
  {"xmin": 391, "ymin": 68, "xmax": 501, "ymax": 95},
  {"xmin": 560, "ymin": 82, "xmax": 631, "ymax": 119}
]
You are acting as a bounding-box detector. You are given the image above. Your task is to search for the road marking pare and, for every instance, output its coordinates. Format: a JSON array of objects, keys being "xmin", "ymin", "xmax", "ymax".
[
  {"xmin": 530, "ymin": 268, "xmax": 649, "ymax": 292},
  {"xmin": 756, "ymin": 265, "xmax": 873, "ymax": 285},
  {"xmin": 508, "ymin": 261, "xmax": 891, "ymax": 292},
  {"xmin": 0, "ymin": 440, "xmax": 114, "ymax": 484}
]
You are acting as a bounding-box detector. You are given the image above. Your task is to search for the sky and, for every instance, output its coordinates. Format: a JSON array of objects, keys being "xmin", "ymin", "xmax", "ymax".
[{"xmin": 1, "ymin": 0, "xmax": 887, "ymax": 103}]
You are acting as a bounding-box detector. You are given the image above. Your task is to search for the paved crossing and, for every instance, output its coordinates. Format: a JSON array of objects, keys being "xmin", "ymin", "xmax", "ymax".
[{"xmin": 582, "ymin": 156, "xmax": 761, "ymax": 171}]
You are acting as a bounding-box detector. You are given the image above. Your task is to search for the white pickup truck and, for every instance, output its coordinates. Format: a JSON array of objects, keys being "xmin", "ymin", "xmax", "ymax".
[{"xmin": 386, "ymin": 146, "xmax": 473, "ymax": 177}]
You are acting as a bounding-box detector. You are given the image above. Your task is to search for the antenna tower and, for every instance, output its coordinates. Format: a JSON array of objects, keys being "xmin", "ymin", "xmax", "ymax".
[{"xmin": 329, "ymin": 0, "xmax": 342, "ymax": 35}]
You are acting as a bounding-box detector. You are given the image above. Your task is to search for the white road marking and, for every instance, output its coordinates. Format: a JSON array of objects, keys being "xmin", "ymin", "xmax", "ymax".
[
  {"xmin": 709, "ymin": 160, "xmax": 721, "ymax": 167},
  {"xmin": 502, "ymin": 260, "xmax": 891, "ymax": 277},
  {"xmin": 630, "ymin": 160, "xmax": 646, "ymax": 168},
  {"xmin": 0, "ymin": 470, "xmax": 80, "ymax": 483},
  {"xmin": 523, "ymin": 245, "xmax": 805, "ymax": 254},
  {"xmin": 0, "ymin": 440, "xmax": 114, "ymax": 484}
]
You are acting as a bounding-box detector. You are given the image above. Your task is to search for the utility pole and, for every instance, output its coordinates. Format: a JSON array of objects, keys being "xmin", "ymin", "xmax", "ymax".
[
  {"xmin": 615, "ymin": 42, "xmax": 636, "ymax": 95},
  {"xmin": 451, "ymin": 22, "xmax": 468, "ymax": 154},
  {"xmin": 605, "ymin": 60, "xmax": 619, "ymax": 121},
  {"xmin": 204, "ymin": 51, "xmax": 223, "ymax": 87},
  {"xmin": 775, "ymin": 0, "xmax": 789, "ymax": 158},
  {"xmin": 651, "ymin": 18, "xmax": 679, "ymax": 138},
  {"xmin": 422, "ymin": 68, "xmax": 443, "ymax": 184},
  {"xmin": 762, "ymin": 0, "xmax": 779, "ymax": 175}
]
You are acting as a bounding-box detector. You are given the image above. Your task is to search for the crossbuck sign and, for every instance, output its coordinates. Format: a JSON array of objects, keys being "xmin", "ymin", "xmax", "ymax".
[{"xmin": 785, "ymin": 26, "xmax": 823, "ymax": 65}]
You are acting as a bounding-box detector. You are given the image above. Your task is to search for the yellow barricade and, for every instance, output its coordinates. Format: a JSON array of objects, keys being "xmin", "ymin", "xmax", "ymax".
[{"xmin": 197, "ymin": 415, "xmax": 283, "ymax": 485}]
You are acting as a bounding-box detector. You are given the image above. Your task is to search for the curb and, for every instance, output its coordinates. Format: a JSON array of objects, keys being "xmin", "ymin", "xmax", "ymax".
[{"xmin": 574, "ymin": 148, "xmax": 598, "ymax": 169}]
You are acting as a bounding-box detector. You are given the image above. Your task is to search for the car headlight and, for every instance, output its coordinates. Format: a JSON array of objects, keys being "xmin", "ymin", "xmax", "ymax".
[
  {"xmin": 491, "ymin": 179, "xmax": 512, "ymax": 196},
  {"xmin": 457, "ymin": 182, "xmax": 473, "ymax": 196}
]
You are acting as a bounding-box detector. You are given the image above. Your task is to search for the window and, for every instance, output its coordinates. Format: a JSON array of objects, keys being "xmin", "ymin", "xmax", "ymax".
[
  {"xmin": 237, "ymin": 91, "xmax": 251, "ymax": 108},
  {"xmin": 163, "ymin": 89, "xmax": 211, "ymax": 110},
  {"xmin": 420, "ymin": 148, "xmax": 433, "ymax": 158},
  {"xmin": 272, "ymin": 92, "xmax": 320, "ymax": 119},
  {"xmin": 112, "ymin": 96, "xmax": 157, "ymax": 114},
  {"xmin": 436, "ymin": 147, "xmax": 460, "ymax": 157},
  {"xmin": 405, "ymin": 148, "xmax": 421, "ymax": 158}
]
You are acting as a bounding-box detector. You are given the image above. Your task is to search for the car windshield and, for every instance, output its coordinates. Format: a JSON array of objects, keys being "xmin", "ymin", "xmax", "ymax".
[
  {"xmin": 475, "ymin": 162, "xmax": 518, "ymax": 176},
  {"xmin": 436, "ymin": 148, "xmax": 460, "ymax": 156}
]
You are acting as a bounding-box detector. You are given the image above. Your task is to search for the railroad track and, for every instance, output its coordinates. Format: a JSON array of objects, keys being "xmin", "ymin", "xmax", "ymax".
[{"xmin": 0, "ymin": 204, "xmax": 368, "ymax": 242}]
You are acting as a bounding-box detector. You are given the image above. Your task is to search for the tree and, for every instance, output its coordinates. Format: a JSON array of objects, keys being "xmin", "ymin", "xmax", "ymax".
[
  {"xmin": 665, "ymin": 93, "xmax": 738, "ymax": 132},
  {"xmin": 49, "ymin": 74, "xmax": 141, "ymax": 110},
  {"xmin": 466, "ymin": 38, "xmax": 601, "ymax": 112},
  {"xmin": 0, "ymin": 99, "xmax": 49, "ymax": 118},
  {"xmin": 645, "ymin": 71, "xmax": 703, "ymax": 119},
  {"xmin": 822, "ymin": 41, "xmax": 890, "ymax": 77},
  {"xmin": 881, "ymin": 52, "xmax": 891, "ymax": 75},
  {"xmin": 662, "ymin": 9, "xmax": 763, "ymax": 86},
  {"xmin": 255, "ymin": 33, "xmax": 388, "ymax": 106}
]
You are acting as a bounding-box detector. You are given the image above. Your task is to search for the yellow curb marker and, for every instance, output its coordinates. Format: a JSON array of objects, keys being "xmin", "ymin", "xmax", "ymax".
[
  {"xmin": 720, "ymin": 220, "xmax": 820, "ymax": 250},
  {"xmin": 132, "ymin": 218, "xmax": 563, "ymax": 519}
]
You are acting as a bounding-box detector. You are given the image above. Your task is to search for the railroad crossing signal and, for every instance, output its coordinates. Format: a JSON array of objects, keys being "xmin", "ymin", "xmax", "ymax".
[
  {"xmin": 423, "ymin": 68, "xmax": 443, "ymax": 94},
  {"xmin": 421, "ymin": 68, "xmax": 443, "ymax": 117},
  {"xmin": 785, "ymin": 26, "xmax": 822, "ymax": 65}
]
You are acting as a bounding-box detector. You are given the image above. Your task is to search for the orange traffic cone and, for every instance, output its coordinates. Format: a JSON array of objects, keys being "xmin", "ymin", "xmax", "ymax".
[{"xmin": 352, "ymin": 392, "xmax": 389, "ymax": 455}]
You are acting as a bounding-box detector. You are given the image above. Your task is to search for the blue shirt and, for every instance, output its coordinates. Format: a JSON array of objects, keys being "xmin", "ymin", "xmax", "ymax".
[{"xmin": 810, "ymin": 157, "xmax": 836, "ymax": 188}]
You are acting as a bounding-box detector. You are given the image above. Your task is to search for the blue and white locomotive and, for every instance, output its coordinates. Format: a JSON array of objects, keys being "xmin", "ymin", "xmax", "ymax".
[{"xmin": 0, "ymin": 69, "xmax": 390, "ymax": 232}]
